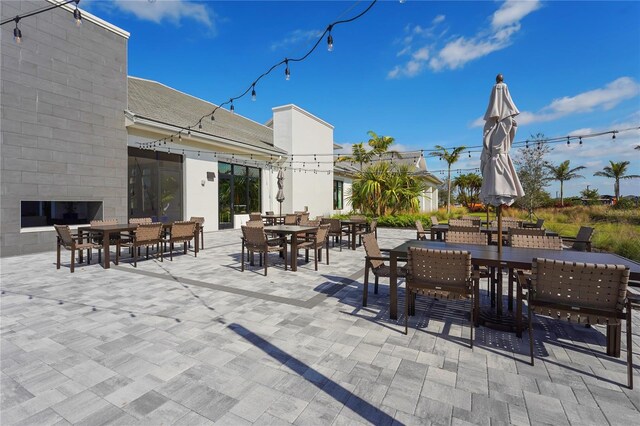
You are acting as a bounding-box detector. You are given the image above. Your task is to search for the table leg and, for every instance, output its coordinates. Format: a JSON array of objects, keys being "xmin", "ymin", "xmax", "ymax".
[
  {"xmin": 389, "ymin": 252, "xmax": 398, "ymax": 320},
  {"xmin": 516, "ymin": 274, "xmax": 523, "ymax": 338},
  {"xmin": 103, "ymin": 230, "xmax": 111, "ymax": 269},
  {"xmin": 496, "ymin": 266, "xmax": 503, "ymax": 316},
  {"xmin": 194, "ymin": 225, "xmax": 199, "ymax": 254},
  {"xmin": 78, "ymin": 229, "xmax": 84, "ymax": 263},
  {"xmin": 606, "ymin": 323, "xmax": 621, "ymax": 357},
  {"xmin": 291, "ymin": 233, "xmax": 298, "ymax": 272},
  {"xmin": 351, "ymin": 224, "xmax": 356, "ymax": 250}
]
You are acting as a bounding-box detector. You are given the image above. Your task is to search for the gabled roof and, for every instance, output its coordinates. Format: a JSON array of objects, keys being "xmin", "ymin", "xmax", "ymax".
[
  {"xmin": 333, "ymin": 153, "xmax": 443, "ymax": 186},
  {"xmin": 127, "ymin": 77, "xmax": 285, "ymax": 154}
]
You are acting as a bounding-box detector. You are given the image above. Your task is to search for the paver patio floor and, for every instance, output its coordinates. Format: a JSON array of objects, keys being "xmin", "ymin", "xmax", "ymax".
[{"xmin": 1, "ymin": 227, "xmax": 638, "ymax": 425}]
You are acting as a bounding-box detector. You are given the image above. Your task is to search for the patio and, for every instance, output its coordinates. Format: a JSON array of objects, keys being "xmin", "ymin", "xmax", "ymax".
[{"xmin": 1, "ymin": 227, "xmax": 638, "ymax": 425}]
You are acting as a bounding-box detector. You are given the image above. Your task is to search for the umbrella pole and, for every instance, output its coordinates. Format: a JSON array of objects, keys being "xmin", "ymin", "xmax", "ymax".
[
  {"xmin": 497, "ymin": 204, "xmax": 503, "ymax": 253},
  {"xmin": 486, "ymin": 205, "xmax": 490, "ymax": 229}
]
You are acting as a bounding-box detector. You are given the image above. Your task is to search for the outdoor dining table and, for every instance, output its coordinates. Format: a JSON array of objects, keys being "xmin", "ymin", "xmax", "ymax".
[
  {"xmin": 263, "ymin": 225, "xmax": 318, "ymax": 272},
  {"xmin": 78, "ymin": 222, "xmax": 200, "ymax": 269},
  {"xmin": 430, "ymin": 224, "xmax": 557, "ymax": 243},
  {"xmin": 340, "ymin": 219, "xmax": 368, "ymax": 250},
  {"xmin": 387, "ymin": 239, "xmax": 640, "ymax": 356}
]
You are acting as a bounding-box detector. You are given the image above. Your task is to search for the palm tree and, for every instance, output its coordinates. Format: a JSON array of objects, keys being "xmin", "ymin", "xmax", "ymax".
[
  {"xmin": 367, "ymin": 131, "xmax": 401, "ymax": 157},
  {"xmin": 336, "ymin": 142, "xmax": 375, "ymax": 171},
  {"xmin": 544, "ymin": 160, "xmax": 585, "ymax": 206},
  {"xmin": 593, "ymin": 160, "xmax": 640, "ymax": 201},
  {"xmin": 429, "ymin": 145, "xmax": 467, "ymax": 213},
  {"xmin": 453, "ymin": 173, "xmax": 483, "ymax": 209},
  {"xmin": 337, "ymin": 130, "xmax": 400, "ymax": 171}
]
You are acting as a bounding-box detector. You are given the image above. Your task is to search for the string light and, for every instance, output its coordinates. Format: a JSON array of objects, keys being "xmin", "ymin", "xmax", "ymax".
[
  {"xmin": 285, "ymin": 59, "xmax": 290, "ymax": 81},
  {"xmin": 13, "ymin": 17, "xmax": 22, "ymax": 44},
  {"xmin": 230, "ymin": 99, "xmax": 235, "ymax": 114},
  {"xmin": 567, "ymin": 137, "xmax": 570, "ymax": 146},
  {"xmin": 73, "ymin": 0, "xmax": 82, "ymax": 27},
  {"xmin": 579, "ymin": 137, "xmax": 583, "ymax": 145},
  {"xmin": 612, "ymin": 131, "xmax": 616, "ymax": 140},
  {"xmin": 251, "ymin": 84, "xmax": 256, "ymax": 101},
  {"xmin": 327, "ymin": 25, "xmax": 334, "ymax": 52}
]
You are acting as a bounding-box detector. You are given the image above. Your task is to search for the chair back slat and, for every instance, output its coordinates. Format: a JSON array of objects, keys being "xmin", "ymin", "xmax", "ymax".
[
  {"xmin": 189, "ymin": 216, "xmax": 205, "ymax": 225},
  {"xmin": 284, "ymin": 214, "xmax": 298, "ymax": 225},
  {"xmin": 170, "ymin": 221, "xmax": 196, "ymax": 239},
  {"xmin": 242, "ymin": 225, "xmax": 267, "ymax": 246},
  {"xmin": 129, "ymin": 217, "xmax": 152, "ymax": 224},
  {"xmin": 508, "ymin": 228, "xmax": 545, "ymax": 245},
  {"xmin": 511, "ymin": 235, "xmax": 563, "ymax": 250},
  {"xmin": 531, "ymin": 258, "xmax": 629, "ymax": 314},
  {"xmin": 415, "ymin": 220, "xmax": 425, "ymax": 234},
  {"xmin": 135, "ymin": 222, "xmax": 163, "ymax": 243},
  {"xmin": 362, "ymin": 232, "xmax": 384, "ymax": 270},
  {"xmin": 369, "ymin": 219, "xmax": 378, "ymax": 234},
  {"xmin": 461, "ymin": 216, "xmax": 482, "ymax": 227},
  {"xmin": 54, "ymin": 224, "xmax": 74, "ymax": 247},
  {"xmin": 91, "ymin": 218, "xmax": 118, "ymax": 226},
  {"xmin": 430, "ymin": 216, "xmax": 439, "ymax": 226},
  {"xmin": 245, "ymin": 220, "xmax": 264, "ymax": 228},
  {"xmin": 446, "ymin": 231, "xmax": 487, "ymax": 245},
  {"xmin": 407, "ymin": 248, "xmax": 472, "ymax": 288}
]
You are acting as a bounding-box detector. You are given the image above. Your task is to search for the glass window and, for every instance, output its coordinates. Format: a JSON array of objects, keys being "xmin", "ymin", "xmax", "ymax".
[
  {"xmin": 218, "ymin": 162, "xmax": 261, "ymax": 220},
  {"xmin": 334, "ymin": 180, "xmax": 344, "ymax": 210},
  {"xmin": 128, "ymin": 147, "xmax": 183, "ymax": 222},
  {"xmin": 21, "ymin": 201, "xmax": 103, "ymax": 228}
]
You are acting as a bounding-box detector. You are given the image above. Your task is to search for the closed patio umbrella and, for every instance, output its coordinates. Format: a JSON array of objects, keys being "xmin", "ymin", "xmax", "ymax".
[
  {"xmin": 276, "ymin": 168, "xmax": 285, "ymax": 216},
  {"xmin": 479, "ymin": 74, "xmax": 525, "ymax": 251}
]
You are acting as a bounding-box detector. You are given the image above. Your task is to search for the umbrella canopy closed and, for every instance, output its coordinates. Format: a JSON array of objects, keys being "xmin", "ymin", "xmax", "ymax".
[
  {"xmin": 479, "ymin": 75, "xmax": 524, "ymax": 207},
  {"xmin": 276, "ymin": 168, "xmax": 285, "ymax": 215}
]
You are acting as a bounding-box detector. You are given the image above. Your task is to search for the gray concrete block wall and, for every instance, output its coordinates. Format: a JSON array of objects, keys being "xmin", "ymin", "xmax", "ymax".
[{"xmin": 1, "ymin": 0, "xmax": 129, "ymax": 256}]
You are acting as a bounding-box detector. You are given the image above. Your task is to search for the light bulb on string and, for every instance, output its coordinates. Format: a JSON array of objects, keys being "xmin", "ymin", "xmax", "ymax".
[
  {"xmin": 230, "ymin": 99, "xmax": 235, "ymax": 114},
  {"xmin": 327, "ymin": 25, "xmax": 334, "ymax": 52},
  {"xmin": 612, "ymin": 131, "xmax": 616, "ymax": 140},
  {"xmin": 210, "ymin": 113, "xmax": 215, "ymax": 121},
  {"xmin": 251, "ymin": 84, "xmax": 256, "ymax": 101},
  {"xmin": 13, "ymin": 17, "xmax": 22, "ymax": 44},
  {"xmin": 285, "ymin": 59, "xmax": 290, "ymax": 81},
  {"xmin": 468, "ymin": 151, "xmax": 471, "ymax": 158},
  {"xmin": 198, "ymin": 121, "xmax": 202, "ymax": 130},
  {"xmin": 73, "ymin": 2, "xmax": 82, "ymax": 27},
  {"xmin": 178, "ymin": 133, "xmax": 182, "ymax": 141},
  {"xmin": 567, "ymin": 137, "xmax": 570, "ymax": 146},
  {"xmin": 579, "ymin": 137, "xmax": 583, "ymax": 145}
]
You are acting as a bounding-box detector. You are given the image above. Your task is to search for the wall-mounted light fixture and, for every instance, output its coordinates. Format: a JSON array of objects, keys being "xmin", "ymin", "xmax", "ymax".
[
  {"xmin": 206, "ymin": 172, "xmax": 216, "ymax": 182},
  {"xmin": 201, "ymin": 179, "xmax": 206, "ymax": 187}
]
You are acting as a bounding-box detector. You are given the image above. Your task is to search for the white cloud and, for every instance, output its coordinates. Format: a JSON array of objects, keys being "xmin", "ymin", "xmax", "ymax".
[
  {"xmin": 518, "ymin": 77, "xmax": 640, "ymax": 125},
  {"xmin": 389, "ymin": 0, "xmax": 541, "ymax": 78},
  {"xmin": 110, "ymin": 0, "xmax": 215, "ymax": 29},
  {"xmin": 491, "ymin": 0, "xmax": 542, "ymax": 29},
  {"xmin": 270, "ymin": 29, "xmax": 323, "ymax": 51}
]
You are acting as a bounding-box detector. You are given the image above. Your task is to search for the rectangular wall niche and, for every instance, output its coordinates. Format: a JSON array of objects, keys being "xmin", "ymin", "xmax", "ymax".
[{"xmin": 21, "ymin": 201, "xmax": 104, "ymax": 228}]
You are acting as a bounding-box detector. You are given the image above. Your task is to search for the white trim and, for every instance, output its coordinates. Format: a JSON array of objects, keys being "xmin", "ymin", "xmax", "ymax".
[
  {"xmin": 272, "ymin": 104, "xmax": 335, "ymax": 130},
  {"xmin": 47, "ymin": 0, "xmax": 130, "ymax": 38}
]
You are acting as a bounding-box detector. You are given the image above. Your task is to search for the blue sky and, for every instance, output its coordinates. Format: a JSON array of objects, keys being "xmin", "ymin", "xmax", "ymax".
[{"xmin": 84, "ymin": 0, "xmax": 640, "ymax": 198}]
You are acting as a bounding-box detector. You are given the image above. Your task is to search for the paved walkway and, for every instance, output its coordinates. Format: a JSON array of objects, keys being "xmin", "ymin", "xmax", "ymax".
[{"xmin": 1, "ymin": 228, "xmax": 638, "ymax": 425}]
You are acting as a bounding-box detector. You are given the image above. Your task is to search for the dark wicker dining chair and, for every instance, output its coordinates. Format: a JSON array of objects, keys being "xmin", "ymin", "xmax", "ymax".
[
  {"xmin": 517, "ymin": 259, "xmax": 632, "ymax": 388},
  {"xmin": 54, "ymin": 225, "xmax": 101, "ymax": 273},
  {"xmin": 163, "ymin": 221, "xmax": 197, "ymax": 260},
  {"xmin": 241, "ymin": 225, "xmax": 287, "ymax": 276},
  {"xmin": 405, "ymin": 247, "xmax": 479, "ymax": 346},
  {"xmin": 362, "ymin": 232, "xmax": 407, "ymax": 307},
  {"xmin": 322, "ymin": 218, "xmax": 347, "ymax": 251},
  {"xmin": 115, "ymin": 222, "xmax": 163, "ymax": 267},
  {"xmin": 296, "ymin": 224, "xmax": 330, "ymax": 271}
]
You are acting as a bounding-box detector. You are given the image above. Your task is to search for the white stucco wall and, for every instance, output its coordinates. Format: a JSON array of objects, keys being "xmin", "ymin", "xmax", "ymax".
[
  {"xmin": 272, "ymin": 105, "xmax": 334, "ymax": 217},
  {"xmin": 184, "ymin": 156, "xmax": 218, "ymax": 230}
]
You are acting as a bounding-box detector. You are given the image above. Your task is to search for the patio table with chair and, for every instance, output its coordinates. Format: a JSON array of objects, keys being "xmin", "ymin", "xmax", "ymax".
[
  {"xmin": 386, "ymin": 239, "xmax": 640, "ymax": 356},
  {"xmin": 78, "ymin": 221, "xmax": 200, "ymax": 269},
  {"xmin": 263, "ymin": 224, "xmax": 318, "ymax": 271},
  {"xmin": 340, "ymin": 218, "xmax": 369, "ymax": 250}
]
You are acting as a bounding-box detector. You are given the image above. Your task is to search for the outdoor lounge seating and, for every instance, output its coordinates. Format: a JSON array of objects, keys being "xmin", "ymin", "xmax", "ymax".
[
  {"xmin": 54, "ymin": 224, "xmax": 101, "ymax": 273},
  {"xmin": 296, "ymin": 224, "xmax": 330, "ymax": 271},
  {"xmin": 362, "ymin": 232, "xmax": 407, "ymax": 307},
  {"xmin": 115, "ymin": 222, "xmax": 164, "ymax": 267},
  {"xmin": 405, "ymin": 247, "xmax": 479, "ymax": 346},
  {"xmin": 241, "ymin": 225, "xmax": 287, "ymax": 275},
  {"xmin": 517, "ymin": 259, "xmax": 633, "ymax": 388},
  {"xmin": 562, "ymin": 226, "xmax": 594, "ymax": 252},
  {"xmin": 163, "ymin": 221, "xmax": 197, "ymax": 260}
]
